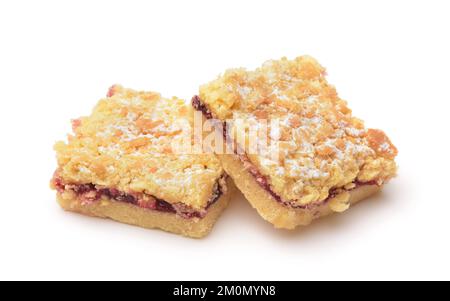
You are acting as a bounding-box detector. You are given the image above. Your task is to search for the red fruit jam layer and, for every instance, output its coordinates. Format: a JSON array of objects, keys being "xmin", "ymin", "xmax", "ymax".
[{"xmin": 52, "ymin": 174, "xmax": 226, "ymax": 219}]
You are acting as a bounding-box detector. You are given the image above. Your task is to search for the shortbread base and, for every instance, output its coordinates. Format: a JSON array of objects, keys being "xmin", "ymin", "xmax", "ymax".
[
  {"xmin": 56, "ymin": 179, "xmax": 233, "ymax": 238},
  {"xmin": 219, "ymin": 154, "xmax": 381, "ymax": 229}
]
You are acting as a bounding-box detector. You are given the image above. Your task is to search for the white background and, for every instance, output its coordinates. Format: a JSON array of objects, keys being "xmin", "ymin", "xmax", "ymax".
[{"xmin": 0, "ymin": 0, "xmax": 449, "ymax": 281}]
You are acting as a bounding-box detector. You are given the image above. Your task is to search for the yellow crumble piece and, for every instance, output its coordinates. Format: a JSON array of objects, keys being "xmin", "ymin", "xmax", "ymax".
[
  {"xmin": 54, "ymin": 85, "xmax": 224, "ymax": 210},
  {"xmin": 199, "ymin": 56, "xmax": 398, "ymax": 207}
]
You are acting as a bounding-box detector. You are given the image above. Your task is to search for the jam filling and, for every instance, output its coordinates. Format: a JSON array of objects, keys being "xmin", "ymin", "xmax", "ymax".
[
  {"xmin": 52, "ymin": 174, "xmax": 226, "ymax": 219},
  {"xmin": 192, "ymin": 95, "xmax": 379, "ymax": 210},
  {"xmin": 235, "ymin": 152, "xmax": 378, "ymax": 209}
]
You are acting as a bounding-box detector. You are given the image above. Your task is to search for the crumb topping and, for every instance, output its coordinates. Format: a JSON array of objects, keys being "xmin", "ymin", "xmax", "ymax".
[
  {"xmin": 54, "ymin": 85, "xmax": 223, "ymax": 209},
  {"xmin": 199, "ymin": 56, "xmax": 398, "ymax": 206}
]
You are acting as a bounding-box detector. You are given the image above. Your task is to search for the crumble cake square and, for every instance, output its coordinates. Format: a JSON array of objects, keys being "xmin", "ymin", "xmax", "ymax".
[
  {"xmin": 193, "ymin": 56, "xmax": 398, "ymax": 229},
  {"xmin": 51, "ymin": 85, "xmax": 232, "ymax": 238}
]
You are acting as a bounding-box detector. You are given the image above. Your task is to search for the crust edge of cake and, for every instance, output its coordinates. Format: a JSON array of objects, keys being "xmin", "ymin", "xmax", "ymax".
[
  {"xmin": 218, "ymin": 153, "xmax": 381, "ymax": 230},
  {"xmin": 56, "ymin": 178, "xmax": 234, "ymax": 238}
]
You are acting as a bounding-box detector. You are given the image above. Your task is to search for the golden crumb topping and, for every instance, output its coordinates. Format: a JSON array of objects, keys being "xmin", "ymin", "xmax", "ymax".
[
  {"xmin": 54, "ymin": 85, "xmax": 223, "ymax": 209},
  {"xmin": 199, "ymin": 56, "xmax": 397, "ymax": 206}
]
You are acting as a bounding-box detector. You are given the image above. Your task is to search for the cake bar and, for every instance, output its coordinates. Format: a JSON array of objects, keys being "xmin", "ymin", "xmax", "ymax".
[
  {"xmin": 51, "ymin": 85, "xmax": 231, "ymax": 238},
  {"xmin": 193, "ymin": 56, "xmax": 398, "ymax": 229}
]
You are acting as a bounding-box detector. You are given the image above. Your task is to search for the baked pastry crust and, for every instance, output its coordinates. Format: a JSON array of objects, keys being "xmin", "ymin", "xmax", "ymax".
[
  {"xmin": 52, "ymin": 85, "xmax": 230, "ymax": 237},
  {"xmin": 195, "ymin": 56, "xmax": 398, "ymax": 228},
  {"xmin": 219, "ymin": 154, "xmax": 379, "ymax": 229},
  {"xmin": 56, "ymin": 178, "xmax": 233, "ymax": 238}
]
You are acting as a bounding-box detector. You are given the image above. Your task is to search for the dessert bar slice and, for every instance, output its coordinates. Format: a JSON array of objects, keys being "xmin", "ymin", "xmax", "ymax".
[
  {"xmin": 51, "ymin": 85, "xmax": 231, "ymax": 238},
  {"xmin": 193, "ymin": 56, "xmax": 398, "ymax": 229}
]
